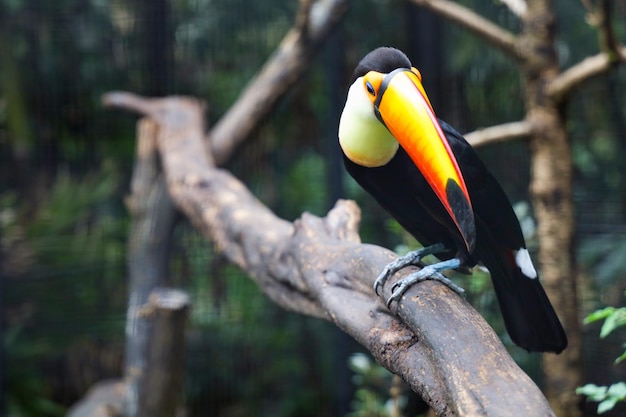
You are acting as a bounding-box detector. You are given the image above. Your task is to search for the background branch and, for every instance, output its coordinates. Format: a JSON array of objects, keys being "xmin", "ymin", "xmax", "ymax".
[
  {"xmin": 581, "ymin": 0, "xmax": 619, "ymax": 55},
  {"xmin": 547, "ymin": 45, "xmax": 626, "ymax": 102},
  {"xmin": 208, "ymin": 0, "xmax": 349, "ymax": 165},
  {"xmin": 407, "ymin": 0, "xmax": 521, "ymax": 61},
  {"xmin": 464, "ymin": 120, "xmax": 532, "ymax": 148}
]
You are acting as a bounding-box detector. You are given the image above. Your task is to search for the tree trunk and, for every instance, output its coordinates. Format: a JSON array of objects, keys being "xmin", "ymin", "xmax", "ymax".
[
  {"xmin": 521, "ymin": 2, "xmax": 582, "ymax": 415},
  {"xmin": 138, "ymin": 288, "xmax": 190, "ymax": 417},
  {"xmin": 124, "ymin": 119, "xmax": 178, "ymax": 417}
]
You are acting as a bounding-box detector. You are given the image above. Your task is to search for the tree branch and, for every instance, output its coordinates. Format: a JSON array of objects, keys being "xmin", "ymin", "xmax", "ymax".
[
  {"xmin": 464, "ymin": 120, "xmax": 532, "ymax": 147},
  {"xmin": 104, "ymin": 92, "xmax": 557, "ymax": 417},
  {"xmin": 208, "ymin": 0, "xmax": 349, "ymax": 165},
  {"xmin": 546, "ymin": 0, "xmax": 626, "ymax": 102},
  {"xmin": 581, "ymin": 0, "xmax": 620, "ymax": 56},
  {"xmin": 407, "ymin": 0, "xmax": 522, "ymax": 61},
  {"xmin": 546, "ymin": 45, "xmax": 626, "ymax": 102}
]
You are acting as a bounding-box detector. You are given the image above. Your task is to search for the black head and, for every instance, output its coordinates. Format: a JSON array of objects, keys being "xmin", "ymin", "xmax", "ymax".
[{"xmin": 351, "ymin": 47, "xmax": 412, "ymax": 82}]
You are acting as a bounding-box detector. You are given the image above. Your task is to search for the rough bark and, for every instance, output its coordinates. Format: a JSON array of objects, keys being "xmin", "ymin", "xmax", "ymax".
[
  {"xmin": 103, "ymin": 92, "xmax": 558, "ymax": 417},
  {"xmin": 519, "ymin": 3, "xmax": 583, "ymax": 414},
  {"xmin": 526, "ymin": 104, "xmax": 581, "ymax": 416}
]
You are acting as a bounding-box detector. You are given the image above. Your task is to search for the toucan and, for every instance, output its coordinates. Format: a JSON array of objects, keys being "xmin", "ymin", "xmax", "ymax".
[{"xmin": 338, "ymin": 47, "xmax": 567, "ymax": 354}]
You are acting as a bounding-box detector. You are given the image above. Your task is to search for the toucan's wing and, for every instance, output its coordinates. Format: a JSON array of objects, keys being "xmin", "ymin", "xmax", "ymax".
[
  {"xmin": 440, "ymin": 120, "xmax": 526, "ymax": 251},
  {"xmin": 440, "ymin": 120, "xmax": 567, "ymax": 353}
]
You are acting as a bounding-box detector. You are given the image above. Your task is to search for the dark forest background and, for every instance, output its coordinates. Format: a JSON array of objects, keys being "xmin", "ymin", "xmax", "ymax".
[{"xmin": 1, "ymin": 0, "xmax": 625, "ymax": 416}]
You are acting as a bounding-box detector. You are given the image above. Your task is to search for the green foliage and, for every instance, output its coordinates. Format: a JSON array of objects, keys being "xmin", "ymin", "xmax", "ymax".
[
  {"xmin": 2, "ymin": 162, "xmax": 128, "ymax": 414},
  {"xmin": 3, "ymin": 326, "xmax": 66, "ymax": 417},
  {"xmin": 578, "ymin": 298, "xmax": 626, "ymax": 413},
  {"xmin": 15, "ymin": 162, "xmax": 128, "ymax": 321},
  {"xmin": 171, "ymin": 225, "xmax": 338, "ymax": 417},
  {"xmin": 580, "ymin": 235, "xmax": 626, "ymax": 286},
  {"xmin": 585, "ymin": 306, "xmax": 626, "ymax": 342},
  {"xmin": 577, "ymin": 383, "xmax": 626, "ymax": 414},
  {"xmin": 347, "ymin": 353, "xmax": 405, "ymax": 417},
  {"xmin": 281, "ymin": 152, "xmax": 328, "ymax": 217}
]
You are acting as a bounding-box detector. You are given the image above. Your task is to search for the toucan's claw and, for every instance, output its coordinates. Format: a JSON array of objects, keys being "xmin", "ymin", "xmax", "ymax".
[
  {"xmin": 383, "ymin": 258, "xmax": 465, "ymax": 308},
  {"xmin": 387, "ymin": 271, "xmax": 465, "ymax": 308},
  {"xmin": 373, "ymin": 243, "xmax": 447, "ymax": 296}
]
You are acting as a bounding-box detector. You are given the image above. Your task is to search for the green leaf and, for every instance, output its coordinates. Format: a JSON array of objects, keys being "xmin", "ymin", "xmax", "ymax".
[
  {"xmin": 577, "ymin": 384, "xmax": 607, "ymax": 401},
  {"xmin": 600, "ymin": 308, "xmax": 626, "ymax": 338},
  {"xmin": 598, "ymin": 397, "xmax": 618, "ymax": 414},
  {"xmin": 579, "ymin": 383, "xmax": 626, "ymax": 414},
  {"xmin": 606, "ymin": 382, "xmax": 626, "ymax": 399},
  {"xmin": 584, "ymin": 307, "xmax": 616, "ymax": 324}
]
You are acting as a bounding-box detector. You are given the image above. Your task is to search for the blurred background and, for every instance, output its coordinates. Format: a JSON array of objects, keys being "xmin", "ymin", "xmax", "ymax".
[{"xmin": 1, "ymin": 0, "xmax": 626, "ymax": 416}]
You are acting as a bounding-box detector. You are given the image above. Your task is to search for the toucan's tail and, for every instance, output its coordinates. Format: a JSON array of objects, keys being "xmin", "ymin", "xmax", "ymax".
[
  {"xmin": 491, "ymin": 265, "xmax": 567, "ymax": 353},
  {"xmin": 476, "ymin": 221, "xmax": 567, "ymax": 353}
]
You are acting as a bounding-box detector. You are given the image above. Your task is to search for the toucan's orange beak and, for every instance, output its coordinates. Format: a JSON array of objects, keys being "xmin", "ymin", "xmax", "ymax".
[{"xmin": 366, "ymin": 68, "xmax": 475, "ymax": 251}]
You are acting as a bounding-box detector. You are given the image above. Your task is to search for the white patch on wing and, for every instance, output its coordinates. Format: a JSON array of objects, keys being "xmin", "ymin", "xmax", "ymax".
[{"xmin": 515, "ymin": 248, "xmax": 537, "ymax": 279}]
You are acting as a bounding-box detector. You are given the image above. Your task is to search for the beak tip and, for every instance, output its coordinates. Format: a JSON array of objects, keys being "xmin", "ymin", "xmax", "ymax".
[{"xmin": 445, "ymin": 178, "xmax": 475, "ymax": 251}]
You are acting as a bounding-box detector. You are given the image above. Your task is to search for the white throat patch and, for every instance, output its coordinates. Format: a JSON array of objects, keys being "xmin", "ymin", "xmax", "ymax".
[{"xmin": 338, "ymin": 77, "xmax": 398, "ymax": 167}]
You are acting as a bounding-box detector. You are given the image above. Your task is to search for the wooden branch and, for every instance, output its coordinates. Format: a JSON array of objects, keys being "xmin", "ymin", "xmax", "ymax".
[
  {"xmin": 581, "ymin": 0, "xmax": 619, "ymax": 56},
  {"xmin": 104, "ymin": 92, "xmax": 557, "ymax": 417},
  {"xmin": 548, "ymin": 0, "xmax": 626, "ymax": 102},
  {"xmin": 138, "ymin": 288, "xmax": 190, "ymax": 417},
  {"xmin": 464, "ymin": 120, "xmax": 532, "ymax": 148},
  {"xmin": 104, "ymin": 92, "xmax": 327, "ymax": 317},
  {"xmin": 546, "ymin": 45, "xmax": 626, "ymax": 102},
  {"xmin": 407, "ymin": 0, "xmax": 522, "ymax": 61},
  {"xmin": 123, "ymin": 118, "xmax": 178, "ymax": 417},
  {"xmin": 208, "ymin": 0, "xmax": 349, "ymax": 165}
]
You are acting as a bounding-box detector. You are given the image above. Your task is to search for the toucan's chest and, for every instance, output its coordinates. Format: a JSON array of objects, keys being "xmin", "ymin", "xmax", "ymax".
[{"xmin": 343, "ymin": 148, "xmax": 474, "ymax": 260}]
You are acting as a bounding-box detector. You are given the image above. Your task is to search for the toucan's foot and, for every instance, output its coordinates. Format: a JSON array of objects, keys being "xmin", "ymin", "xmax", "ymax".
[
  {"xmin": 384, "ymin": 258, "xmax": 465, "ymax": 308},
  {"xmin": 374, "ymin": 243, "xmax": 446, "ymax": 295}
]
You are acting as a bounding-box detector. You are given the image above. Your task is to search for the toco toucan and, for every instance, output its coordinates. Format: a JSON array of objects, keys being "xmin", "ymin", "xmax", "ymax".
[{"xmin": 338, "ymin": 47, "xmax": 567, "ymax": 354}]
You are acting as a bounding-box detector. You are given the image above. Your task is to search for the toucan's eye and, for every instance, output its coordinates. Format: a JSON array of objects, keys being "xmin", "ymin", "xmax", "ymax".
[{"xmin": 362, "ymin": 72, "xmax": 384, "ymax": 101}]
